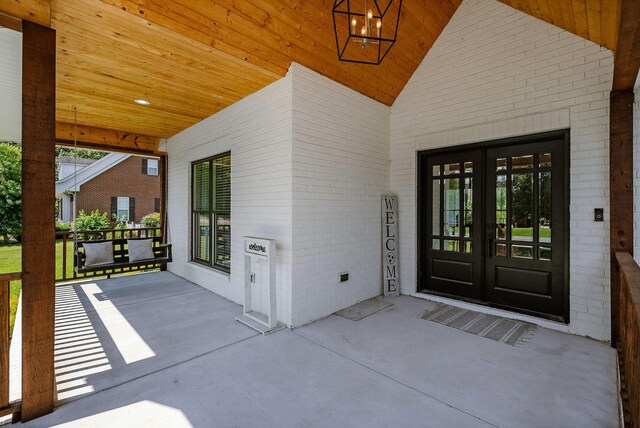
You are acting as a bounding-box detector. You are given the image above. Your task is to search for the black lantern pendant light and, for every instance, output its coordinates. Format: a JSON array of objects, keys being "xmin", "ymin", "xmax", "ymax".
[{"xmin": 332, "ymin": 0, "xmax": 402, "ymax": 65}]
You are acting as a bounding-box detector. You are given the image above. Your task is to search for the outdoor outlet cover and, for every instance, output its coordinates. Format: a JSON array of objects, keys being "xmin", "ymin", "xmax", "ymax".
[
  {"xmin": 339, "ymin": 273, "xmax": 349, "ymax": 282},
  {"xmin": 594, "ymin": 208, "xmax": 604, "ymax": 222}
]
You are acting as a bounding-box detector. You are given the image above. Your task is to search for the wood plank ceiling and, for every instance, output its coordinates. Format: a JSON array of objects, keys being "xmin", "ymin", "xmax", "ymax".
[
  {"xmin": 498, "ymin": 0, "xmax": 620, "ymax": 51},
  {"xmin": 0, "ymin": 0, "xmax": 627, "ymax": 151},
  {"xmin": 51, "ymin": 0, "xmax": 462, "ymax": 142}
]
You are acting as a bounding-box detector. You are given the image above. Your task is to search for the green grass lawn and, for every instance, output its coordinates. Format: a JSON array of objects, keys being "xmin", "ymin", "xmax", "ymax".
[
  {"xmin": 511, "ymin": 227, "xmax": 551, "ymax": 239},
  {"xmin": 0, "ymin": 240, "xmax": 75, "ymax": 340}
]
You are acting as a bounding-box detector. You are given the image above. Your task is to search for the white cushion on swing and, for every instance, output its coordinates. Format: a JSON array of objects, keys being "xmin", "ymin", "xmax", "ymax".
[
  {"xmin": 128, "ymin": 239, "xmax": 155, "ymax": 262},
  {"xmin": 83, "ymin": 241, "xmax": 114, "ymax": 267}
]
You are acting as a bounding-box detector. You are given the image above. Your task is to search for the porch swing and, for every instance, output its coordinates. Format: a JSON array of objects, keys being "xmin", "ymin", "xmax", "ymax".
[{"xmin": 69, "ymin": 108, "xmax": 172, "ymax": 277}]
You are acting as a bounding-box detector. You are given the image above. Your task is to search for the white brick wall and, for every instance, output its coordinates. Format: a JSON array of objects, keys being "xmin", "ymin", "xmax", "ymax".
[
  {"xmin": 0, "ymin": 29, "xmax": 21, "ymax": 141},
  {"xmin": 166, "ymin": 73, "xmax": 294, "ymax": 325},
  {"xmin": 166, "ymin": 64, "xmax": 390, "ymax": 328},
  {"xmin": 290, "ymin": 64, "xmax": 390, "ymax": 326},
  {"xmin": 390, "ymin": 0, "xmax": 614, "ymax": 340}
]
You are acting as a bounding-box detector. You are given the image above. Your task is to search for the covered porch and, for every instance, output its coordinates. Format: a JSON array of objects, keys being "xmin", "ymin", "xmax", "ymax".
[
  {"xmin": 15, "ymin": 272, "xmax": 619, "ymax": 427},
  {"xmin": 1, "ymin": 0, "xmax": 640, "ymax": 425}
]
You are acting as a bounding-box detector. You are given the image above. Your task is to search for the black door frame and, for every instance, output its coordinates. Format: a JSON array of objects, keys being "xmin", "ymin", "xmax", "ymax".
[{"xmin": 417, "ymin": 130, "xmax": 571, "ymax": 323}]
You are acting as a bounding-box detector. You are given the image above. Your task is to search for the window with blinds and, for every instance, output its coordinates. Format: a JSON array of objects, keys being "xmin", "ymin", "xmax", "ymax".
[{"xmin": 192, "ymin": 152, "xmax": 231, "ymax": 272}]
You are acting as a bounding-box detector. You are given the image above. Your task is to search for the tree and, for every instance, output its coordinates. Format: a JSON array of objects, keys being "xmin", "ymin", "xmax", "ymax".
[
  {"xmin": 511, "ymin": 173, "xmax": 533, "ymax": 227},
  {"xmin": 0, "ymin": 143, "xmax": 22, "ymax": 241},
  {"xmin": 55, "ymin": 146, "xmax": 107, "ymax": 160}
]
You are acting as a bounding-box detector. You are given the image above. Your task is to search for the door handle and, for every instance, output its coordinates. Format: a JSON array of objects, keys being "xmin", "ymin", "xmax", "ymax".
[{"xmin": 487, "ymin": 226, "xmax": 494, "ymax": 258}]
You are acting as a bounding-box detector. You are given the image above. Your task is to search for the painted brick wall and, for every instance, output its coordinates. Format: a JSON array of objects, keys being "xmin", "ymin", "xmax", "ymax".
[
  {"xmin": 290, "ymin": 64, "xmax": 390, "ymax": 326},
  {"xmin": 390, "ymin": 0, "xmax": 614, "ymax": 340},
  {"xmin": 165, "ymin": 73, "xmax": 294, "ymax": 325},
  {"xmin": 165, "ymin": 63, "xmax": 390, "ymax": 328},
  {"xmin": 0, "ymin": 29, "xmax": 21, "ymax": 141},
  {"xmin": 77, "ymin": 156, "xmax": 161, "ymax": 223}
]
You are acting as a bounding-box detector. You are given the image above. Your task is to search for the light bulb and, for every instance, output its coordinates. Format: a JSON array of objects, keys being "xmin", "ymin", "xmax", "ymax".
[
  {"xmin": 376, "ymin": 19, "xmax": 382, "ymax": 29},
  {"xmin": 361, "ymin": 26, "xmax": 366, "ymax": 36},
  {"xmin": 368, "ymin": 9, "xmax": 373, "ymax": 20},
  {"xmin": 352, "ymin": 17, "xmax": 357, "ymax": 27}
]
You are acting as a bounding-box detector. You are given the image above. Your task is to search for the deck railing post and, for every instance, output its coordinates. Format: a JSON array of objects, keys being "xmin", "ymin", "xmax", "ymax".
[
  {"xmin": 0, "ymin": 278, "xmax": 9, "ymax": 409},
  {"xmin": 0, "ymin": 273, "xmax": 22, "ymax": 419}
]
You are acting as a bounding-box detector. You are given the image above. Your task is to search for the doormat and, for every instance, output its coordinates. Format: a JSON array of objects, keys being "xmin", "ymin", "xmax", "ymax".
[
  {"xmin": 335, "ymin": 297, "xmax": 394, "ymax": 321},
  {"xmin": 420, "ymin": 303, "xmax": 538, "ymax": 347}
]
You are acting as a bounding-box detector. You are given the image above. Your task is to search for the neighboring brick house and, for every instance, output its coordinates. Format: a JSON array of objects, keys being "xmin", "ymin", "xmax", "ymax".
[{"xmin": 56, "ymin": 153, "xmax": 161, "ymax": 224}]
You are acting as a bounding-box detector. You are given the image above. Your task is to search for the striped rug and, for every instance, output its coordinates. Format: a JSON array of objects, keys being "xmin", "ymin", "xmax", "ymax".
[{"xmin": 420, "ymin": 303, "xmax": 538, "ymax": 347}]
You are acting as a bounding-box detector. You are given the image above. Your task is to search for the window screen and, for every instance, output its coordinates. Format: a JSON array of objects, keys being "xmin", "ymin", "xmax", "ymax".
[{"xmin": 192, "ymin": 153, "xmax": 231, "ymax": 271}]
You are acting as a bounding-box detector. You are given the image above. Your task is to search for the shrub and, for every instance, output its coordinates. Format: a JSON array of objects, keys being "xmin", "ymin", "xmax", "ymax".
[
  {"xmin": 112, "ymin": 213, "xmax": 128, "ymax": 230},
  {"xmin": 74, "ymin": 209, "xmax": 110, "ymax": 231},
  {"xmin": 140, "ymin": 212, "xmax": 161, "ymax": 228},
  {"xmin": 55, "ymin": 222, "xmax": 72, "ymax": 232},
  {"xmin": 0, "ymin": 143, "xmax": 22, "ymax": 242}
]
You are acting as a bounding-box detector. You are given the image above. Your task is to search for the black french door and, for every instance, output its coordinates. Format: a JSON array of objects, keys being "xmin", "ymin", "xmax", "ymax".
[
  {"xmin": 422, "ymin": 151, "xmax": 483, "ymax": 300},
  {"xmin": 418, "ymin": 133, "xmax": 568, "ymax": 322}
]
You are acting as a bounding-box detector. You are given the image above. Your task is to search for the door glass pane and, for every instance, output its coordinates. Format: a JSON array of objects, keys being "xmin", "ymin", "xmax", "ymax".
[
  {"xmin": 496, "ymin": 243, "xmax": 507, "ymax": 257},
  {"xmin": 511, "ymin": 173, "xmax": 533, "ymax": 242},
  {"xmin": 432, "ymin": 179, "xmax": 441, "ymax": 236},
  {"xmin": 432, "ymin": 239, "xmax": 440, "ymax": 250},
  {"xmin": 464, "ymin": 162, "xmax": 473, "ymax": 173},
  {"xmin": 539, "ymin": 246, "xmax": 552, "ymax": 261},
  {"xmin": 463, "ymin": 241, "xmax": 472, "ymax": 253},
  {"xmin": 512, "ymin": 245, "xmax": 533, "ymax": 259},
  {"xmin": 432, "ymin": 165, "xmax": 440, "ymax": 177},
  {"xmin": 496, "ymin": 175, "xmax": 507, "ymax": 239},
  {"xmin": 444, "ymin": 240, "xmax": 459, "ymax": 252},
  {"xmin": 539, "ymin": 153, "xmax": 552, "ymax": 168},
  {"xmin": 496, "ymin": 158, "xmax": 507, "ymax": 171},
  {"xmin": 443, "ymin": 178, "xmax": 459, "ymax": 236},
  {"xmin": 512, "ymin": 155, "xmax": 534, "ymax": 169},
  {"xmin": 444, "ymin": 163, "xmax": 460, "ymax": 175},
  {"xmin": 464, "ymin": 177, "xmax": 473, "ymax": 237},
  {"xmin": 539, "ymin": 171, "xmax": 552, "ymax": 243}
]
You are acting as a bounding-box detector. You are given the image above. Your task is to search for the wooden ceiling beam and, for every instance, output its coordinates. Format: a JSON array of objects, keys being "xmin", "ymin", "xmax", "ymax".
[
  {"xmin": 612, "ymin": 0, "xmax": 640, "ymax": 90},
  {"xmin": 56, "ymin": 122, "xmax": 160, "ymax": 153},
  {"xmin": 0, "ymin": 0, "xmax": 50, "ymax": 28},
  {"xmin": 57, "ymin": 109, "xmax": 186, "ymax": 137},
  {"xmin": 0, "ymin": 11, "xmax": 23, "ymax": 32}
]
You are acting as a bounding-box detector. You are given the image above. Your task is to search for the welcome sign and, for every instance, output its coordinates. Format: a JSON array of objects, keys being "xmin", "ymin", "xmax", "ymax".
[{"xmin": 382, "ymin": 195, "xmax": 399, "ymax": 297}]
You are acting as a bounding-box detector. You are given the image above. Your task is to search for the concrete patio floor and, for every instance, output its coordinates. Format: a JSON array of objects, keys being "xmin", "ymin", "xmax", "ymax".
[{"xmin": 19, "ymin": 271, "xmax": 619, "ymax": 427}]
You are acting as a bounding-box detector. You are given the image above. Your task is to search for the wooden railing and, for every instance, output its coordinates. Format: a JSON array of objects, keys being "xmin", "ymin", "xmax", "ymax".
[
  {"xmin": 615, "ymin": 252, "xmax": 640, "ymax": 427},
  {"xmin": 55, "ymin": 227, "xmax": 162, "ymax": 283},
  {"xmin": 0, "ymin": 272, "xmax": 21, "ymax": 419}
]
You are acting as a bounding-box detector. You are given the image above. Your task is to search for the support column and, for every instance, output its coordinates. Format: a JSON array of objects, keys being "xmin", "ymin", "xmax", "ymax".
[
  {"xmin": 160, "ymin": 154, "xmax": 168, "ymax": 271},
  {"xmin": 21, "ymin": 20, "xmax": 56, "ymax": 421},
  {"xmin": 610, "ymin": 89, "xmax": 635, "ymax": 347}
]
